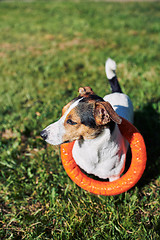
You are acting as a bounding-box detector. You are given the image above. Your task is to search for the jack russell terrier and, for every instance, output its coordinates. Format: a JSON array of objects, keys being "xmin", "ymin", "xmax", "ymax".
[{"xmin": 40, "ymin": 58, "xmax": 133, "ymax": 182}]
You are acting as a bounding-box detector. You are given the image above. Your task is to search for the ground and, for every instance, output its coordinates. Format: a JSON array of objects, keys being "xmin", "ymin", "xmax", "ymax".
[{"xmin": 0, "ymin": 1, "xmax": 160, "ymax": 239}]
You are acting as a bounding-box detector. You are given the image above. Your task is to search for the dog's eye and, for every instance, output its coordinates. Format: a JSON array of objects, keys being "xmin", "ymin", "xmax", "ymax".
[{"xmin": 66, "ymin": 119, "xmax": 77, "ymax": 125}]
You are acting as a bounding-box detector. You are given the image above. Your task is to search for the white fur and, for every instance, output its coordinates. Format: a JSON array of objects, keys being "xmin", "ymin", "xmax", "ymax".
[
  {"xmin": 104, "ymin": 93, "xmax": 133, "ymax": 123},
  {"xmin": 72, "ymin": 92, "xmax": 133, "ymax": 181},
  {"xmin": 105, "ymin": 58, "xmax": 116, "ymax": 79},
  {"xmin": 43, "ymin": 98, "xmax": 82, "ymax": 145}
]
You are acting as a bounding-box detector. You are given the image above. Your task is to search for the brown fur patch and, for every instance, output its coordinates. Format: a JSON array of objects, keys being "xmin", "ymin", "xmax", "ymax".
[
  {"xmin": 63, "ymin": 108, "xmax": 81, "ymax": 142},
  {"xmin": 62, "ymin": 102, "xmax": 72, "ymax": 116},
  {"xmin": 62, "ymin": 106, "xmax": 101, "ymax": 142},
  {"xmin": 94, "ymin": 101, "xmax": 122, "ymax": 125},
  {"xmin": 78, "ymin": 87, "xmax": 94, "ymax": 97}
]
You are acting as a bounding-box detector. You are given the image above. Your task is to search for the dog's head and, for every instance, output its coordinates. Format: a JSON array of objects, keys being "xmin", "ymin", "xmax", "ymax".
[{"xmin": 40, "ymin": 87, "xmax": 122, "ymax": 145}]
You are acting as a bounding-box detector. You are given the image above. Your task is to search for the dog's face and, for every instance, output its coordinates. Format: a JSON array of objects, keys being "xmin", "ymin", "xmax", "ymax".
[{"xmin": 40, "ymin": 87, "xmax": 122, "ymax": 145}]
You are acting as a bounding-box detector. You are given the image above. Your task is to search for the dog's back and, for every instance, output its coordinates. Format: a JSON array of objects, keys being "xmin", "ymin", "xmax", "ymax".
[
  {"xmin": 104, "ymin": 58, "xmax": 133, "ymax": 123},
  {"xmin": 104, "ymin": 92, "xmax": 133, "ymax": 123}
]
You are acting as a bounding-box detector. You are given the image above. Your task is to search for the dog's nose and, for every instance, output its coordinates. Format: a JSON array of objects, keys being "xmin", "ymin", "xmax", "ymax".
[{"xmin": 40, "ymin": 130, "xmax": 48, "ymax": 140}]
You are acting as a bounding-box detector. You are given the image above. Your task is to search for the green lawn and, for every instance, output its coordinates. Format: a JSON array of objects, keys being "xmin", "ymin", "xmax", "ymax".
[{"xmin": 0, "ymin": 1, "xmax": 160, "ymax": 239}]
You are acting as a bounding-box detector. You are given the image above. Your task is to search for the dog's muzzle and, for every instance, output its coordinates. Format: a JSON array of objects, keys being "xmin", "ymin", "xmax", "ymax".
[{"xmin": 40, "ymin": 130, "xmax": 48, "ymax": 140}]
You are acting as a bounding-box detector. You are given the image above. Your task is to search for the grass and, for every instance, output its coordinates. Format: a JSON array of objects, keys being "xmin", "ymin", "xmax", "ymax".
[{"xmin": 0, "ymin": 1, "xmax": 160, "ymax": 239}]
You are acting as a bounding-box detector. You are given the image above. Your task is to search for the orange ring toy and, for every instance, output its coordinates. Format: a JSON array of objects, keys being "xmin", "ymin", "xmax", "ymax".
[{"xmin": 60, "ymin": 117, "xmax": 147, "ymax": 195}]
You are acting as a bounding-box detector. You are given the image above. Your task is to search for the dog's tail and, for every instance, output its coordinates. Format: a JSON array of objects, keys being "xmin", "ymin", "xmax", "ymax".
[{"xmin": 105, "ymin": 58, "xmax": 122, "ymax": 93}]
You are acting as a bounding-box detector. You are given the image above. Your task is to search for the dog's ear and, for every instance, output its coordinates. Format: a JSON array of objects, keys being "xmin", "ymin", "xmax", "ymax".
[
  {"xmin": 94, "ymin": 101, "xmax": 122, "ymax": 125},
  {"xmin": 78, "ymin": 86, "xmax": 94, "ymax": 97}
]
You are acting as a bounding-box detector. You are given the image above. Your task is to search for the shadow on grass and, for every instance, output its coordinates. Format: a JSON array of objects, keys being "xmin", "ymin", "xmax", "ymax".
[{"xmin": 133, "ymin": 99, "xmax": 160, "ymax": 188}]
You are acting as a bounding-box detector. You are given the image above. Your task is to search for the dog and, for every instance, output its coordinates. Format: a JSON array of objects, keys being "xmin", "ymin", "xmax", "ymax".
[{"xmin": 40, "ymin": 58, "xmax": 133, "ymax": 182}]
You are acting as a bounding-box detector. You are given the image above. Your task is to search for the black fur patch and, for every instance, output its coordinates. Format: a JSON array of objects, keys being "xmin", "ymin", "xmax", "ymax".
[
  {"xmin": 76, "ymin": 101, "xmax": 96, "ymax": 128},
  {"xmin": 109, "ymin": 76, "xmax": 122, "ymax": 93},
  {"xmin": 108, "ymin": 121, "xmax": 115, "ymax": 134},
  {"xmin": 75, "ymin": 95, "xmax": 116, "ymax": 133},
  {"xmin": 77, "ymin": 95, "xmax": 104, "ymax": 128}
]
